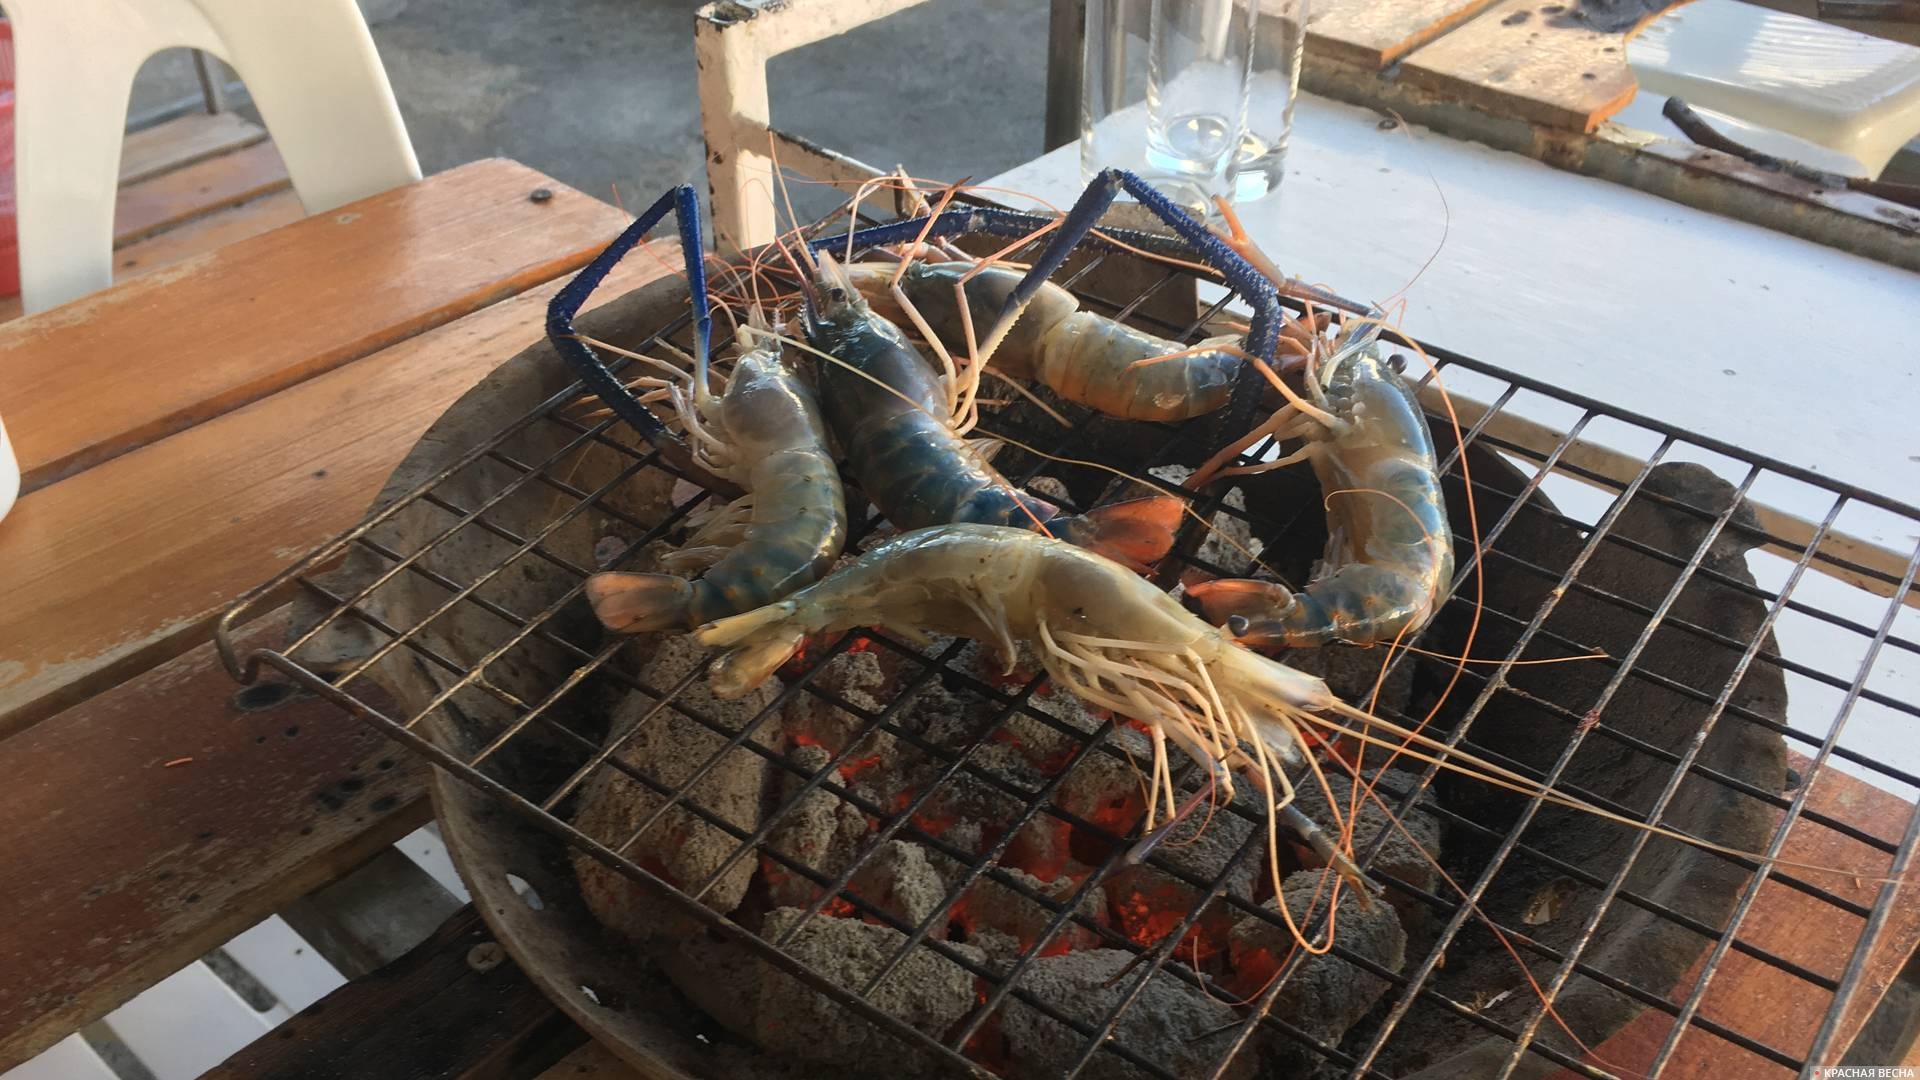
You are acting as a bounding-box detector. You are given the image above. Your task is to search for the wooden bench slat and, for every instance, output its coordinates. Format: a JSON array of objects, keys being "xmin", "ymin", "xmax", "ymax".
[
  {"xmin": 1309, "ymin": 0, "xmax": 1504, "ymax": 70},
  {"xmin": 1, "ymin": 158, "xmax": 632, "ymax": 494},
  {"xmin": 113, "ymin": 139, "xmax": 293, "ymax": 248},
  {"xmin": 1397, "ymin": 0, "xmax": 1643, "ymax": 132},
  {"xmin": 537, "ymin": 1041, "xmax": 644, "ymax": 1078},
  {"xmin": 0, "ymin": 615, "xmax": 428, "ymax": 1070},
  {"xmin": 112, "ymin": 189, "xmax": 307, "ymax": 283},
  {"xmin": 118, "ymin": 113, "xmax": 270, "ymax": 187},
  {"xmin": 0, "ymin": 249, "xmax": 665, "ymax": 736},
  {"xmin": 203, "ymin": 909, "xmax": 584, "ymax": 1080}
]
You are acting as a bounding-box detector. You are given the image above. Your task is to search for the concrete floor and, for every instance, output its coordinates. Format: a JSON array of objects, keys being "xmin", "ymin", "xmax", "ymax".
[
  {"xmin": 371, "ymin": 0, "xmax": 1051, "ymax": 217},
  {"xmin": 129, "ymin": 0, "xmax": 1054, "ymax": 225}
]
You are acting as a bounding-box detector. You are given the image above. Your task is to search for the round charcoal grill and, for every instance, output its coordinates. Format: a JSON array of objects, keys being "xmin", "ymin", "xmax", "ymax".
[{"xmin": 217, "ymin": 227, "xmax": 1920, "ymax": 1079}]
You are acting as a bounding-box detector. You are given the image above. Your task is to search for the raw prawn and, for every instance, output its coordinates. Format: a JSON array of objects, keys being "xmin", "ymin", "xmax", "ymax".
[
  {"xmin": 802, "ymin": 250, "xmax": 1181, "ymax": 567},
  {"xmin": 840, "ymin": 258, "xmax": 1243, "ymax": 423},
  {"xmin": 583, "ymin": 310, "xmax": 847, "ymax": 632},
  {"xmin": 1185, "ymin": 341, "xmax": 1454, "ymax": 649},
  {"xmin": 692, "ymin": 523, "xmax": 1372, "ymax": 889}
]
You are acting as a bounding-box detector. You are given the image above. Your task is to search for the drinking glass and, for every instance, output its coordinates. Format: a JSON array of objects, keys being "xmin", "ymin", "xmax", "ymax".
[
  {"xmin": 1081, "ymin": 0, "xmax": 1254, "ymax": 210},
  {"xmin": 1228, "ymin": 0, "xmax": 1308, "ymax": 203}
]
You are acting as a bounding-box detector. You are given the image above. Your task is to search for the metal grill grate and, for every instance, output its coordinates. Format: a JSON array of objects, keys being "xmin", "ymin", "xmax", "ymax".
[{"xmin": 217, "ymin": 228, "xmax": 1920, "ymax": 1080}]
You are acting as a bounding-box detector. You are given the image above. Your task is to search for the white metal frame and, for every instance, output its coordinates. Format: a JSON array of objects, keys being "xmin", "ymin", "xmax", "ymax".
[{"xmin": 694, "ymin": 0, "xmax": 925, "ymax": 248}]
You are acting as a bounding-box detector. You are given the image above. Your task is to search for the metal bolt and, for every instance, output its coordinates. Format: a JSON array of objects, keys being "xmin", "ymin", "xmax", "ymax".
[
  {"xmin": 467, "ymin": 941, "xmax": 506, "ymax": 972},
  {"xmin": 530, "ymin": 187, "xmax": 554, "ymax": 204}
]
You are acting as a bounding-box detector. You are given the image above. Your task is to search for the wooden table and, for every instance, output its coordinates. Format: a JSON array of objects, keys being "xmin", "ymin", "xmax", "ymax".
[{"xmin": 0, "ymin": 158, "xmax": 672, "ymax": 1078}]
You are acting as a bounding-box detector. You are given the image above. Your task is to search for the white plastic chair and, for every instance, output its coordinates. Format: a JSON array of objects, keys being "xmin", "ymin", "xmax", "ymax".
[
  {"xmin": 1629, "ymin": 0, "xmax": 1920, "ymax": 180},
  {"xmin": 5, "ymin": 0, "xmax": 422, "ymax": 315}
]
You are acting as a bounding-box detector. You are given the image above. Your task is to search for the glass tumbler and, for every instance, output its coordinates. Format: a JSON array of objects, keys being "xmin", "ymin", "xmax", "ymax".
[
  {"xmin": 1081, "ymin": 0, "xmax": 1256, "ymax": 209},
  {"xmin": 1229, "ymin": 0, "xmax": 1308, "ymax": 203}
]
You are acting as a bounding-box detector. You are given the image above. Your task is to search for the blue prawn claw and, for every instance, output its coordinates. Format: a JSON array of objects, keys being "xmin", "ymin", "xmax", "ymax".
[{"xmin": 545, "ymin": 185, "xmax": 737, "ymax": 494}]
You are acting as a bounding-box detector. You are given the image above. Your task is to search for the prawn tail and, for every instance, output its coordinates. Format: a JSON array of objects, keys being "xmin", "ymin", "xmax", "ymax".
[
  {"xmin": 1056, "ymin": 495, "xmax": 1185, "ymax": 568},
  {"xmin": 583, "ymin": 572, "xmax": 693, "ymax": 633},
  {"xmin": 1184, "ymin": 578, "xmax": 1304, "ymax": 650},
  {"xmin": 692, "ymin": 601, "xmax": 806, "ymax": 698}
]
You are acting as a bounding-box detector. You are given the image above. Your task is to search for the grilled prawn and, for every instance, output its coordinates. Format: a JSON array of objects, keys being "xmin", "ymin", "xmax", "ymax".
[
  {"xmin": 804, "ymin": 251, "xmax": 1180, "ymax": 566},
  {"xmin": 692, "ymin": 523, "xmax": 1373, "ymax": 889},
  {"xmin": 1185, "ymin": 342, "xmax": 1453, "ymax": 649},
  {"xmin": 583, "ymin": 312, "xmax": 847, "ymax": 632}
]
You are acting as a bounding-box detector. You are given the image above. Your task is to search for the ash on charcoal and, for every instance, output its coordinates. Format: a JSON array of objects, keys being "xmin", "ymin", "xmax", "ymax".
[
  {"xmin": 850, "ymin": 840, "xmax": 949, "ymax": 929},
  {"xmin": 783, "ymin": 647, "xmax": 894, "ymax": 752},
  {"xmin": 999, "ymin": 949, "xmax": 1258, "ymax": 1080},
  {"xmin": 1052, "ymin": 726, "xmax": 1154, "ymax": 832},
  {"xmin": 657, "ymin": 931, "xmax": 765, "ymax": 1043},
  {"xmin": 570, "ymin": 635, "xmax": 782, "ymax": 940},
  {"xmin": 1288, "ymin": 769, "xmax": 1442, "ymax": 926},
  {"xmin": 960, "ymin": 868, "xmax": 1106, "ymax": 955},
  {"xmin": 764, "ymin": 744, "xmax": 871, "ymax": 910},
  {"xmin": 754, "ymin": 907, "xmax": 985, "ymax": 1071},
  {"xmin": 967, "ymin": 927, "xmax": 1025, "ymax": 975},
  {"xmin": 1229, "ymin": 870, "xmax": 1407, "ymax": 1065}
]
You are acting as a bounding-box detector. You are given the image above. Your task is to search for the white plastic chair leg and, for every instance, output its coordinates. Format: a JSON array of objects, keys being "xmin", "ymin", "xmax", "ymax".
[
  {"xmin": 7, "ymin": 3, "xmax": 157, "ymax": 314},
  {"xmin": 190, "ymin": 0, "xmax": 420, "ymax": 214}
]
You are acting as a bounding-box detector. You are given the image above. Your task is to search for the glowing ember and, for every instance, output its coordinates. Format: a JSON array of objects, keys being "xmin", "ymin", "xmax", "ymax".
[
  {"xmin": 1109, "ymin": 871, "xmax": 1235, "ymax": 965},
  {"xmin": 1006, "ymin": 817, "xmax": 1077, "ymax": 883}
]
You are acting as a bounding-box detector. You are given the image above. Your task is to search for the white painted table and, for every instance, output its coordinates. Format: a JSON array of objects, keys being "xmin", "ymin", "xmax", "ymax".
[{"xmin": 994, "ymin": 97, "xmax": 1920, "ymax": 794}]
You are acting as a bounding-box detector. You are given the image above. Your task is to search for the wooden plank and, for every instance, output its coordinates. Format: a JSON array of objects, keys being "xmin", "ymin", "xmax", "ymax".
[
  {"xmin": 203, "ymin": 909, "xmax": 585, "ymax": 1080},
  {"xmin": 0, "ymin": 247, "xmax": 669, "ymax": 737},
  {"xmin": 118, "ymin": 113, "xmax": 269, "ymax": 187},
  {"xmin": 536, "ymin": 1041, "xmax": 645, "ymax": 1078},
  {"xmin": 113, "ymin": 139, "xmax": 293, "ymax": 247},
  {"xmin": 112, "ymin": 189, "xmax": 307, "ymax": 282},
  {"xmin": 1, "ymin": 158, "xmax": 631, "ymax": 494},
  {"xmin": 0, "ymin": 192, "xmax": 303, "ymax": 332},
  {"xmin": 1553, "ymin": 754, "xmax": 1920, "ymax": 1077},
  {"xmin": 1308, "ymin": 0, "xmax": 1506, "ymax": 69},
  {"xmin": 1398, "ymin": 0, "xmax": 1649, "ymax": 132},
  {"xmin": 0, "ymin": 616, "xmax": 430, "ymax": 1071}
]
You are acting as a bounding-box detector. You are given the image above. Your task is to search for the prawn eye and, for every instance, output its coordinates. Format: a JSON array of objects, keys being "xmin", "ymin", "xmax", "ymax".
[
  {"xmin": 1227, "ymin": 615, "xmax": 1251, "ymax": 637},
  {"xmin": 1388, "ymin": 353, "xmax": 1409, "ymax": 374},
  {"xmin": 828, "ymin": 287, "xmax": 847, "ymax": 304}
]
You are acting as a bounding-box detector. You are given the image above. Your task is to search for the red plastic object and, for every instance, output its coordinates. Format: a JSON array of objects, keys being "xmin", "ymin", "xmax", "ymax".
[{"xmin": 0, "ymin": 19, "xmax": 17, "ymax": 299}]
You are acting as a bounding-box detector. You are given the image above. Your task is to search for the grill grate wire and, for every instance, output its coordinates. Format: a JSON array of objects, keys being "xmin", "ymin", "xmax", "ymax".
[{"xmin": 215, "ymin": 227, "xmax": 1920, "ymax": 1080}]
